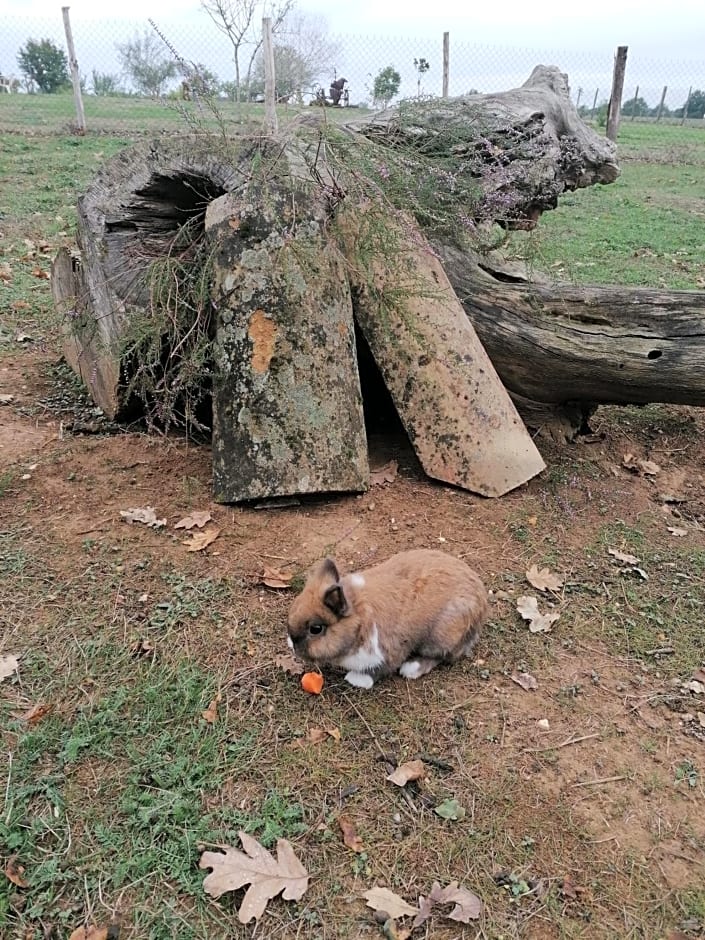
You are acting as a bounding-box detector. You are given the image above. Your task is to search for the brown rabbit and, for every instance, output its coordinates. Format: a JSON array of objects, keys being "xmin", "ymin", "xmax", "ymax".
[{"xmin": 287, "ymin": 549, "xmax": 488, "ymax": 689}]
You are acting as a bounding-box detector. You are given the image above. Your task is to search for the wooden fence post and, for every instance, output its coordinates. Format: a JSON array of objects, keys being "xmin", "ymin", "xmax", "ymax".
[
  {"xmin": 262, "ymin": 17, "xmax": 277, "ymax": 135},
  {"xmin": 61, "ymin": 6, "xmax": 86, "ymax": 134},
  {"xmin": 606, "ymin": 45, "xmax": 628, "ymax": 141},
  {"xmin": 442, "ymin": 32, "xmax": 449, "ymax": 98},
  {"xmin": 631, "ymin": 84, "xmax": 639, "ymax": 119},
  {"xmin": 591, "ymin": 87, "xmax": 599, "ymax": 119},
  {"xmin": 681, "ymin": 86, "xmax": 692, "ymax": 125},
  {"xmin": 656, "ymin": 86, "xmax": 668, "ymax": 121}
]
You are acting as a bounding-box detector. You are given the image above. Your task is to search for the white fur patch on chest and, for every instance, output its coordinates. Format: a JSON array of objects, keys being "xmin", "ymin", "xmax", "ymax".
[{"xmin": 339, "ymin": 624, "xmax": 385, "ymax": 673}]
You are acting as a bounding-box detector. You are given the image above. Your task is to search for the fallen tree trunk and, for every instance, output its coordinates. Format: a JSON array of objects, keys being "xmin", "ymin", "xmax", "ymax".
[{"xmin": 439, "ymin": 244, "xmax": 705, "ymax": 407}]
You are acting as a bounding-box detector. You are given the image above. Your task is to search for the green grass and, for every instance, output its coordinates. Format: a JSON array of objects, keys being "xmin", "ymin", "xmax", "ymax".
[
  {"xmin": 0, "ymin": 647, "xmax": 305, "ymax": 939},
  {"xmin": 507, "ymin": 122, "xmax": 705, "ymax": 288}
]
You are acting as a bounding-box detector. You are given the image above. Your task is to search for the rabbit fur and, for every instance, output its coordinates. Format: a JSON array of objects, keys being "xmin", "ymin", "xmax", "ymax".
[{"xmin": 287, "ymin": 549, "xmax": 488, "ymax": 689}]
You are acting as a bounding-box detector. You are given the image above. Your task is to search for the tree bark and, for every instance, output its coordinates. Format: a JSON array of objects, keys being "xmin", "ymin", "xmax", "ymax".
[
  {"xmin": 340, "ymin": 210, "xmax": 545, "ymax": 497},
  {"xmin": 347, "ymin": 65, "xmax": 619, "ymax": 227},
  {"xmin": 439, "ymin": 244, "xmax": 705, "ymax": 408},
  {"xmin": 206, "ymin": 188, "xmax": 369, "ymax": 503}
]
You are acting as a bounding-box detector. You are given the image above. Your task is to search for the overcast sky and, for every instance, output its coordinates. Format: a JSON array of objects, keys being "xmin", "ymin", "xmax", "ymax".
[{"xmin": 2, "ymin": 0, "xmax": 703, "ymax": 106}]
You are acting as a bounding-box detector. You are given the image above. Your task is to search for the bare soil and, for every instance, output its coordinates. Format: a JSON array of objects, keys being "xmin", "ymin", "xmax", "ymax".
[{"xmin": 1, "ymin": 339, "xmax": 705, "ymax": 940}]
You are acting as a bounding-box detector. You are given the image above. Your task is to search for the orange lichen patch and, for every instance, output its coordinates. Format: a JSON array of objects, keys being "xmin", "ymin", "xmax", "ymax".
[{"xmin": 248, "ymin": 309, "xmax": 277, "ymax": 374}]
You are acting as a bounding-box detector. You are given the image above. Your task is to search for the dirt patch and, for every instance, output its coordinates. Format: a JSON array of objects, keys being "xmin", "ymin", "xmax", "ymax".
[{"xmin": 2, "ymin": 340, "xmax": 705, "ymax": 939}]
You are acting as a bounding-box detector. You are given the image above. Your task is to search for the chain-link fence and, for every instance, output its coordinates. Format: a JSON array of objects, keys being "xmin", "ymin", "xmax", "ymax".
[{"xmin": 1, "ymin": 12, "xmax": 704, "ymax": 136}]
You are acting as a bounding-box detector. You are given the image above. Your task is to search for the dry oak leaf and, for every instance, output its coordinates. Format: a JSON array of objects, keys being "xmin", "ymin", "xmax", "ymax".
[
  {"xmin": 667, "ymin": 526, "xmax": 688, "ymax": 537},
  {"xmin": 0, "ymin": 654, "xmax": 20, "ymax": 681},
  {"xmin": 526, "ymin": 564, "xmax": 564, "ymax": 593},
  {"xmin": 516, "ymin": 595, "xmax": 560, "ymax": 634},
  {"xmin": 201, "ymin": 693, "xmax": 222, "ymax": 724},
  {"xmin": 608, "ymin": 548, "xmax": 640, "ymax": 566},
  {"xmin": 175, "ymin": 510, "xmax": 212, "ymax": 530},
  {"xmin": 68, "ymin": 927, "xmax": 109, "ymax": 940},
  {"xmin": 20, "ymin": 702, "xmax": 53, "ymax": 725},
  {"xmin": 370, "ymin": 459, "xmax": 398, "ymax": 486},
  {"xmin": 183, "ymin": 527, "xmax": 221, "ymax": 552},
  {"xmin": 275, "ymin": 652, "xmax": 304, "ymax": 676},
  {"xmin": 261, "ymin": 565, "xmax": 292, "ymax": 589},
  {"xmin": 0, "ymin": 394, "xmax": 14, "ymax": 405},
  {"xmin": 511, "ymin": 671, "xmax": 538, "ymax": 692},
  {"xmin": 5, "ymin": 855, "xmax": 29, "ymax": 888},
  {"xmin": 386, "ymin": 759, "xmax": 426, "ymax": 787},
  {"xmin": 199, "ymin": 831, "xmax": 309, "ymax": 923},
  {"xmin": 363, "ymin": 886, "xmax": 419, "ymax": 919},
  {"xmin": 338, "ymin": 815, "xmax": 364, "ymax": 853},
  {"xmin": 120, "ymin": 506, "xmax": 166, "ymax": 529},
  {"xmin": 415, "ymin": 880, "xmax": 483, "ymax": 925}
]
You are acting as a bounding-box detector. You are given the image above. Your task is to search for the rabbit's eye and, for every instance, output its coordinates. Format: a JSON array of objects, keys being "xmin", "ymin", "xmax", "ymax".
[{"xmin": 309, "ymin": 623, "xmax": 326, "ymax": 636}]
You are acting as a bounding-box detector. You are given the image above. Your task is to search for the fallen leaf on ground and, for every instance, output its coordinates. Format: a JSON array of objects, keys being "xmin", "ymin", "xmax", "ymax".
[
  {"xmin": 16, "ymin": 332, "xmax": 32, "ymax": 343},
  {"xmin": 525, "ymin": 564, "xmax": 564, "ymax": 592},
  {"xmin": 0, "ymin": 394, "xmax": 14, "ymax": 405},
  {"xmin": 338, "ymin": 815, "xmax": 364, "ymax": 852},
  {"xmin": 174, "ymin": 510, "xmax": 212, "ymax": 530},
  {"xmin": 0, "ymin": 654, "xmax": 20, "ymax": 681},
  {"xmin": 559, "ymin": 874, "xmax": 585, "ymax": 900},
  {"xmin": 363, "ymin": 886, "xmax": 419, "ymax": 919},
  {"xmin": 516, "ymin": 595, "xmax": 560, "ymax": 634},
  {"xmin": 261, "ymin": 566, "xmax": 292, "ymax": 589},
  {"xmin": 667, "ymin": 526, "xmax": 688, "ymax": 537},
  {"xmin": 199, "ymin": 831, "xmax": 309, "ymax": 923},
  {"xmin": 0, "ymin": 262, "xmax": 11, "ymax": 282},
  {"xmin": 20, "ymin": 702, "xmax": 53, "ymax": 725},
  {"xmin": 622, "ymin": 453, "xmax": 660, "ymax": 475},
  {"xmin": 434, "ymin": 798, "xmax": 466, "ymax": 821},
  {"xmin": 693, "ymin": 668, "xmax": 705, "ymax": 684},
  {"xmin": 32, "ymin": 267, "xmax": 50, "ymax": 279},
  {"xmin": 120, "ymin": 506, "xmax": 166, "ymax": 529},
  {"xmin": 4, "ymin": 856, "xmax": 29, "ymax": 888},
  {"xmin": 183, "ymin": 527, "xmax": 221, "ymax": 552},
  {"xmin": 686, "ymin": 680, "xmax": 705, "ymax": 695},
  {"xmin": 608, "ymin": 548, "xmax": 640, "ymax": 565},
  {"xmin": 511, "ymin": 671, "xmax": 538, "ymax": 692},
  {"xmin": 428, "ymin": 880, "xmax": 483, "ymax": 923},
  {"xmin": 130, "ymin": 638, "xmax": 155, "ymax": 657},
  {"xmin": 370, "ymin": 460, "xmax": 398, "ymax": 486},
  {"xmin": 275, "ymin": 653, "xmax": 304, "ymax": 675},
  {"xmin": 327, "ymin": 727, "xmax": 341, "ymax": 741},
  {"xmin": 68, "ymin": 927, "xmax": 109, "ymax": 940},
  {"xmin": 201, "ymin": 693, "xmax": 222, "ymax": 723},
  {"xmin": 386, "ymin": 759, "xmax": 425, "ymax": 786}
]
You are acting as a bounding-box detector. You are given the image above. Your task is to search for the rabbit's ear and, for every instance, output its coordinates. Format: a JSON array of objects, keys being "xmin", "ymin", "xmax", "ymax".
[
  {"xmin": 323, "ymin": 582, "xmax": 348, "ymax": 617},
  {"xmin": 317, "ymin": 557, "xmax": 340, "ymax": 584}
]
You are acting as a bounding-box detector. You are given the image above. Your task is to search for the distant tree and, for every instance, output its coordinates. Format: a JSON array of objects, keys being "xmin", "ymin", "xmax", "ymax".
[
  {"xmin": 187, "ymin": 62, "xmax": 220, "ymax": 96},
  {"xmin": 620, "ymin": 95, "xmax": 650, "ymax": 117},
  {"xmin": 678, "ymin": 89, "xmax": 705, "ymax": 119},
  {"xmin": 116, "ymin": 31, "xmax": 177, "ymax": 97},
  {"xmin": 413, "ymin": 56, "xmax": 430, "ymax": 98},
  {"xmin": 250, "ymin": 16, "xmax": 338, "ymax": 104},
  {"xmin": 200, "ymin": 0, "xmax": 293, "ymax": 103},
  {"xmin": 372, "ymin": 65, "xmax": 401, "ymax": 109},
  {"xmin": 91, "ymin": 70, "xmax": 121, "ymax": 96},
  {"xmin": 17, "ymin": 38, "xmax": 69, "ymax": 93}
]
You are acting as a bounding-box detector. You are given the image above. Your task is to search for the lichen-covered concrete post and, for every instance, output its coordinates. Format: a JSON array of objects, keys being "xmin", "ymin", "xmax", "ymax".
[{"xmin": 206, "ymin": 184, "xmax": 369, "ymax": 503}]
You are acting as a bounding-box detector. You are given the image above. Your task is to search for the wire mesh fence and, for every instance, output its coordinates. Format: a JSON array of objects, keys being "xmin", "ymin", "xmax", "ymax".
[{"xmin": 1, "ymin": 12, "xmax": 704, "ymax": 137}]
